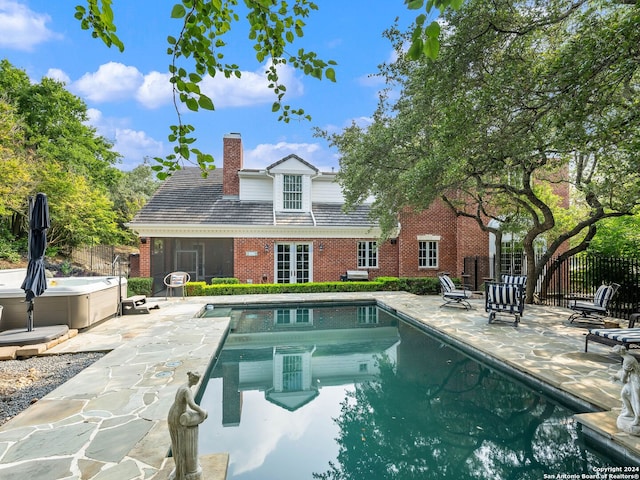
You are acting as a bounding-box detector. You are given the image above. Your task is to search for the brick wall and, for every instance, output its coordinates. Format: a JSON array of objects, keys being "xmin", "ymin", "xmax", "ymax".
[
  {"xmin": 223, "ymin": 133, "xmax": 242, "ymax": 197},
  {"xmin": 138, "ymin": 240, "xmax": 151, "ymax": 277},
  {"xmin": 397, "ymin": 200, "xmax": 470, "ymax": 277},
  {"xmin": 456, "ymin": 215, "xmax": 489, "ymax": 275},
  {"xmin": 233, "ymin": 237, "xmax": 400, "ymax": 283},
  {"xmin": 233, "ymin": 238, "xmax": 274, "ymax": 283}
]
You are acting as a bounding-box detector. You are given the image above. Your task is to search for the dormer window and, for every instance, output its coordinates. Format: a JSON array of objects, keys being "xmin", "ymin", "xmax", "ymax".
[{"xmin": 283, "ymin": 174, "xmax": 303, "ymax": 210}]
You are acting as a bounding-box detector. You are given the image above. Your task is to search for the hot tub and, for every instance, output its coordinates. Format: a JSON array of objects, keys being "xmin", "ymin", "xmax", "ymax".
[{"xmin": 0, "ymin": 269, "xmax": 127, "ymax": 330}]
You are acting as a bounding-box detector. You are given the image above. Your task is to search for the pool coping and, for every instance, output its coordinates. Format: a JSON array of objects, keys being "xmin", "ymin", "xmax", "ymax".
[{"xmin": 0, "ymin": 291, "xmax": 638, "ymax": 479}]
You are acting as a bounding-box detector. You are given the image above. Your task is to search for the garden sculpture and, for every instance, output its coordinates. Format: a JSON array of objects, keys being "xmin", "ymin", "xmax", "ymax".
[
  {"xmin": 168, "ymin": 371, "xmax": 208, "ymax": 479},
  {"xmin": 612, "ymin": 345, "xmax": 640, "ymax": 436}
]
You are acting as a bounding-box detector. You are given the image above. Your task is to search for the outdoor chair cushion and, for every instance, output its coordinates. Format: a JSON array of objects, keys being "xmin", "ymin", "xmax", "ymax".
[
  {"xmin": 501, "ymin": 274, "xmax": 527, "ymax": 286},
  {"xmin": 585, "ymin": 328, "xmax": 640, "ymax": 352}
]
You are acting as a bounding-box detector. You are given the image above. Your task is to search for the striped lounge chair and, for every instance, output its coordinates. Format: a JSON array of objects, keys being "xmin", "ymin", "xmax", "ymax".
[
  {"xmin": 485, "ymin": 281, "xmax": 524, "ymax": 327},
  {"xmin": 585, "ymin": 328, "xmax": 640, "ymax": 353},
  {"xmin": 568, "ymin": 283, "xmax": 620, "ymax": 324},
  {"xmin": 438, "ymin": 273, "xmax": 473, "ymax": 310}
]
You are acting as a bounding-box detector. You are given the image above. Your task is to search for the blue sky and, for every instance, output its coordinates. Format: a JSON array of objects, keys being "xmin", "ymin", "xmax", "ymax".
[{"xmin": 0, "ymin": 1, "xmax": 420, "ymax": 171}]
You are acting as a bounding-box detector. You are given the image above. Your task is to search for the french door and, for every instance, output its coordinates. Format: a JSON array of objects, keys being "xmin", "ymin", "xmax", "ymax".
[{"xmin": 276, "ymin": 243, "xmax": 311, "ymax": 283}]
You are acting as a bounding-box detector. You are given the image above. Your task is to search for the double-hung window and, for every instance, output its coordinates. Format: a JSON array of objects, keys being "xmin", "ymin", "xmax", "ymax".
[
  {"xmin": 283, "ymin": 174, "xmax": 302, "ymax": 210},
  {"xmin": 418, "ymin": 235, "xmax": 440, "ymax": 269},
  {"xmin": 357, "ymin": 241, "xmax": 378, "ymax": 268}
]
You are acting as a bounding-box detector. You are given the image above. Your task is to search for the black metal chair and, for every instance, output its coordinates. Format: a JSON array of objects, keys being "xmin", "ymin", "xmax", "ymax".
[
  {"xmin": 485, "ymin": 282, "xmax": 525, "ymax": 327},
  {"xmin": 438, "ymin": 273, "xmax": 473, "ymax": 310},
  {"xmin": 568, "ymin": 283, "xmax": 620, "ymax": 324}
]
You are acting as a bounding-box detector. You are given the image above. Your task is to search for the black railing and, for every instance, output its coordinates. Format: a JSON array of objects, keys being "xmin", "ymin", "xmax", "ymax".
[
  {"xmin": 536, "ymin": 254, "xmax": 640, "ymax": 321},
  {"xmin": 70, "ymin": 245, "xmax": 130, "ymax": 277}
]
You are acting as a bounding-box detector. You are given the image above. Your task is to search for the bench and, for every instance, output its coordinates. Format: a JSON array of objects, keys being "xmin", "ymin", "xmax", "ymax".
[
  {"xmin": 340, "ymin": 270, "xmax": 369, "ymax": 281},
  {"xmin": 121, "ymin": 295, "xmax": 149, "ymax": 315}
]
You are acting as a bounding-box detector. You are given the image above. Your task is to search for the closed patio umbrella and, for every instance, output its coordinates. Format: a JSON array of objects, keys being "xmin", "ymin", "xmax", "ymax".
[{"xmin": 20, "ymin": 193, "xmax": 50, "ymax": 332}]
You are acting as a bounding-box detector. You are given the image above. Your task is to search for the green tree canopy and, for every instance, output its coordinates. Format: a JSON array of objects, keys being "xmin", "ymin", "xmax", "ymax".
[
  {"xmin": 0, "ymin": 100, "xmax": 32, "ymax": 219},
  {"xmin": 0, "ymin": 60, "xmax": 134, "ymax": 254},
  {"xmin": 324, "ymin": 0, "xmax": 640, "ymax": 302}
]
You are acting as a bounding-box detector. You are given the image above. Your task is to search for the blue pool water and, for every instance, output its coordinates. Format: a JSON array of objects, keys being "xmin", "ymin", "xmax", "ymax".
[{"xmin": 197, "ymin": 303, "xmax": 619, "ymax": 479}]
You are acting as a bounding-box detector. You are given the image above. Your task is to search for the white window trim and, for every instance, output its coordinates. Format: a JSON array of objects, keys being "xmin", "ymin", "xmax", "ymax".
[
  {"xmin": 282, "ymin": 174, "xmax": 303, "ymax": 211},
  {"xmin": 418, "ymin": 236, "xmax": 440, "ymax": 269},
  {"xmin": 357, "ymin": 241, "xmax": 378, "ymax": 269}
]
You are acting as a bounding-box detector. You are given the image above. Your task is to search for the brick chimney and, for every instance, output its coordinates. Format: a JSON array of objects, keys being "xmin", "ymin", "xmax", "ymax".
[{"xmin": 223, "ymin": 133, "xmax": 243, "ymax": 198}]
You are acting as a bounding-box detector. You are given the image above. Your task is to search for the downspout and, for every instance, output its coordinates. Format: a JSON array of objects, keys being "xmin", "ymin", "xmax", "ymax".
[
  {"xmin": 309, "ymin": 172, "xmax": 321, "ymax": 227},
  {"xmin": 266, "ymin": 170, "xmax": 277, "ymax": 225}
]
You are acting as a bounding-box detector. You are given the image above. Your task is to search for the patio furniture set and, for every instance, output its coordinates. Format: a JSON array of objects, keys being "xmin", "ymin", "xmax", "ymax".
[{"xmin": 439, "ymin": 273, "xmax": 636, "ymax": 352}]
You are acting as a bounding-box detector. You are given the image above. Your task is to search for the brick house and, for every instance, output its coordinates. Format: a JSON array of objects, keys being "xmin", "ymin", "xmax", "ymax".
[{"xmin": 128, "ymin": 133, "xmax": 490, "ymax": 293}]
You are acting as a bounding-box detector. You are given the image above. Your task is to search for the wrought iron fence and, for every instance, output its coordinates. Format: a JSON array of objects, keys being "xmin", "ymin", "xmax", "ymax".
[
  {"xmin": 537, "ymin": 255, "xmax": 640, "ymax": 320},
  {"xmin": 463, "ymin": 253, "xmax": 640, "ymax": 320},
  {"xmin": 70, "ymin": 245, "xmax": 130, "ymax": 277}
]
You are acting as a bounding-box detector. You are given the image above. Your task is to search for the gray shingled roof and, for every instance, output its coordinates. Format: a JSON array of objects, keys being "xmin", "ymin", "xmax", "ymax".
[{"xmin": 130, "ymin": 167, "xmax": 377, "ymax": 228}]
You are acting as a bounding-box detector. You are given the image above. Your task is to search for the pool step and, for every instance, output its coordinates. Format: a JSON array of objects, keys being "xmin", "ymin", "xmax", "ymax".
[{"xmin": 121, "ymin": 295, "xmax": 150, "ymax": 315}]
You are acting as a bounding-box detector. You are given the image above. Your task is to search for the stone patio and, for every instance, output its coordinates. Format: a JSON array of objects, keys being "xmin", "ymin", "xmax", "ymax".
[{"xmin": 0, "ymin": 291, "xmax": 638, "ymax": 479}]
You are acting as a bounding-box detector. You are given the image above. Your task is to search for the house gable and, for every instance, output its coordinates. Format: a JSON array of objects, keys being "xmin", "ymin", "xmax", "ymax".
[
  {"xmin": 265, "ymin": 154, "xmax": 320, "ymax": 213},
  {"xmin": 266, "ymin": 154, "xmax": 319, "ymax": 175}
]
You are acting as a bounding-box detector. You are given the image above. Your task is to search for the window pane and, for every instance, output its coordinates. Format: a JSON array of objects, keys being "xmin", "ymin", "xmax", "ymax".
[
  {"xmin": 419, "ymin": 240, "xmax": 438, "ymax": 268},
  {"xmin": 283, "ymin": 175, "xmax": 302, "ymax": 210},
  {"xmin": 357, "ymin": 241, "xmax": 377, "ymax": 268}
]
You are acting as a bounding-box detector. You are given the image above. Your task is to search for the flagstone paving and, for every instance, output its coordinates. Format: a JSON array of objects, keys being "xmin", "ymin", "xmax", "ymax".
[{"xmin": 0, "ymin": 291, "xmax": 639, "ymax": 479}]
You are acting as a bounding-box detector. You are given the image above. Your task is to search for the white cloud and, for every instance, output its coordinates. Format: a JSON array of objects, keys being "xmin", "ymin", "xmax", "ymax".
[
  {"xmin": 200, "ymin": 60, "xmax": 304, "ymax": 109},
  {"xmin": 69, "ymin": 60, "xmax": 303, "ymax": 111},
  {"xmin": 322, "ymin": 116, "xmax": 374, "ymax": 136},
  {"xmin": 356, "ymin": 72, "xmax": 385, "ymax": 88},
  {"xmin": 0, "ymin": 0, "xmax": 60, "ymax": 51},
  {"xmin": 85, "ymin": 108, "xmax": 103, "ymax": 125},
  {"xmin": 244, "ymin": 141, "xmax": 338, "ymax": 172},
  {"xmin": 44, "ymin": 68, "xmax": 70, "ymax": 85},
  {"xmin": 72, "ymin": 62, "xmax": 144, "ymax": 103},
  {"xmin": 83, "ymin": 107, "xmax": 164, "ymax": 170},
  {"xmin": 114, "ymin": 128, "xmax": 164, "ymax": 170},
  {"xmin": 135, "ymin": 71, "xmax": 172, "ymax": 109}
]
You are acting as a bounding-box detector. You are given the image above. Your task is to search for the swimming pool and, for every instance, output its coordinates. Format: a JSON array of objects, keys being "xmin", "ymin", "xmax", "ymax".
[{"xmin": 197, "ymin": 303, "xmax": 619, "ymax": 479}]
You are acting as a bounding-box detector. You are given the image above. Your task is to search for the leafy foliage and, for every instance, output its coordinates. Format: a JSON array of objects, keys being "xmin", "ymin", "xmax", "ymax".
[
  {"xmin": 75, "ymin": 0, "xmax": 338, "ymax": 177},
  {"xmin": 72, "ymin": 1, "xmax": 466, "ymax": 178},
  {"xmin": 587, "ymin": 215, "xmax": 640, "ymax": 258},
  {"xmin": 0, "ymin": 60, "xmax": 154, "ymax": 257},
  {"xmin": 325, "ymin": 0, "xmax": 640, "ymax": 301}
]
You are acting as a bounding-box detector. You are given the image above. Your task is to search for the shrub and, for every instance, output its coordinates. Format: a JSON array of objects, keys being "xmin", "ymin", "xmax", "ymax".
[
  {"xmin": 210, "ymin": 277, "xmax": 240, "ymax": 284},
  {"xmin": 397, "ymin": 277, "xmax": 440, "ymax": 295},
  {"xmin": 127, "ymin": 277, "xmax": 153, "ymax": 297},
  {"xmin": 181, "ymin": 276, "xmax": 445, "ymax": 297}
]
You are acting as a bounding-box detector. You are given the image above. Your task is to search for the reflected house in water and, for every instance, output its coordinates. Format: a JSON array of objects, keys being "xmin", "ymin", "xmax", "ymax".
[
  {"xmin": 199, "ymin": 304, "xmax": 618, "ymax": 479},
  {"xmin": 207, "ymin": 304, "xmax": 400, "ymax": 424}
]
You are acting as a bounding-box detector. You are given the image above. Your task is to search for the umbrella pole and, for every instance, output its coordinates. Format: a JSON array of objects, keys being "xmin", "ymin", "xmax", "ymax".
[{"xmin": 27, "ymin": 300, "xmax": 34, "ymax": 332}]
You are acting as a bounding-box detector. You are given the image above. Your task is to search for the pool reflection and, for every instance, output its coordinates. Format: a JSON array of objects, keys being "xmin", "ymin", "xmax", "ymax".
[{"xmin": 198, "ymin": 304, "xmax": 616, "ymax": 479}]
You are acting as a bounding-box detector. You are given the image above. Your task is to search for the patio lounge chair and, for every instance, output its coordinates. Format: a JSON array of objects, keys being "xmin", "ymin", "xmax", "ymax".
[
  {"xmin": 568, "ymin": 283, "xmax": 620, "ymax": 324},
  {"xmin": 438, "ymin": 273, "xmax": 473, "ymax": 310},
  {"xmin": 585, "ymin": 328, "xmax": 640, "ymax": 353},
  {"xmin": 485, "ymin": 281, "xmax": 524, "ymax": 327}
]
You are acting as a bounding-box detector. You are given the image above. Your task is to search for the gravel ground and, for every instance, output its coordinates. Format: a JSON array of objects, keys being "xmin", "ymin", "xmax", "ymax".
[{"xmin": 0, "ymin": 353, "xmax": 105, "ymax": 427}]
